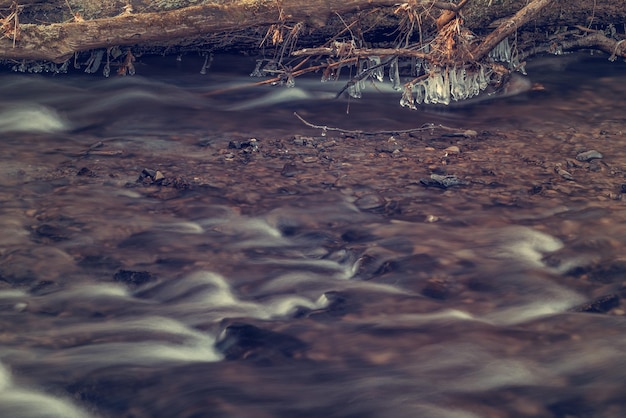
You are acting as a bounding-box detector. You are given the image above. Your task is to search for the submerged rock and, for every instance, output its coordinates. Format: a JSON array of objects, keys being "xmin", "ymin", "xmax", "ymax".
[
  {"xmin": 420, "ymin": 174, "xmax": 467, "ymax": 189},
  {"xmin": 572, "ymin": 294, "xmax": 620, "ymax": 314},
  {"xmin": 114, "ymin": 270, "xmax": 156, "ymax": 287},
  {"xmin": 216, "ymin": 323, "xmax": 308, "ymax": 362},
  {"xmin": 354, "ymin": 193, "xmax": 386, "ymax": 211},
  {"xmin": 576, "ymin": 150, "xmax": 603, "ymax": 162}
]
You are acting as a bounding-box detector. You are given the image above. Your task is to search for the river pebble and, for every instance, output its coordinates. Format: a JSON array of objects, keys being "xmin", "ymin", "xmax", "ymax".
[
  {"xmin": 354, "ymin": 193, "xmax": 386, "ymax": 210},
  {"xmin": 420, "ymin": 174, "xmax": 466, "ymax": 189},
  {"xmin": 576, "ymin": 149, "xmax": 603, "ymax": 161}
]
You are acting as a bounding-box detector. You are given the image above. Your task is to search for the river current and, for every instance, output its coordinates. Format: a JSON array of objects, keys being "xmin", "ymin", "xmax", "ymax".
[{"xmin": 0, "ymin": 52, "xmax": 625, "ymax": 418}]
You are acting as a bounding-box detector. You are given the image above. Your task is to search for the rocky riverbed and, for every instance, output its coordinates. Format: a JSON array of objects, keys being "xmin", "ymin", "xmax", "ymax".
[{"xmin": 0, "ymin": 52, "xmax": 625, "ymax": 418}]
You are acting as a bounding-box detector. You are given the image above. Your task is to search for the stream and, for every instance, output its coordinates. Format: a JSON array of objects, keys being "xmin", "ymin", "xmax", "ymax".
[{"xmin": 0, "ymin": 52, "xmax": 625, "ymax": 418}]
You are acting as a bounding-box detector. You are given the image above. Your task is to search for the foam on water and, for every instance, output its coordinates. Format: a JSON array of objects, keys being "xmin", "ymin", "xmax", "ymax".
[
  {"xmin": 0, "ymin": 363, "xmax": 91, "ymax": 418},
  {"xmin": 137, "ymin": 271, "xmax": 329, "ymax": 321},
  {"xmin": 0, "ymin": 104, "xmax": 68, "ymax": 133},
  {"xmin": 45, "ymin": 339, "xmax": 221, "ymax": 368}
]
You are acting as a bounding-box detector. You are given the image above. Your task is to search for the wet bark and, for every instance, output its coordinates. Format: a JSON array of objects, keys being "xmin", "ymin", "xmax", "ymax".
[{"xmin": 0, "ymin": 0, "xmax": 624, "ymax": 65}]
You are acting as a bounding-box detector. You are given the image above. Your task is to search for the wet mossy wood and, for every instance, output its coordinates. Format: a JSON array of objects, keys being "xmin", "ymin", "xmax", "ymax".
[{"xmin": 0, "ymin": 0, "xmax": 624, "ymax": 64}]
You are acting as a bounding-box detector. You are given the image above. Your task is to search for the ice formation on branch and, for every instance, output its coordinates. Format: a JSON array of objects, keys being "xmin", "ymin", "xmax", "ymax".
[
  {"xmin": 489, "ymin": 37, "xmax": 512, "ymax": 63},
  {"xmin": 400, "ymin": 65, "xmax": 493, "ymax": 108}
]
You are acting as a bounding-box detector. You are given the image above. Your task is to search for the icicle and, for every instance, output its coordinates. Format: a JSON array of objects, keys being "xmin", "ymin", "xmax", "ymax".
[
  {"xmin": 440, "ymin": 68, "xmax": 451, "ymax": 105},
  {"xmin": 414, "ymin": 58, "xmax": 423, "ymax": 76},
  {"xmin": 368, "ymin": 56, "xmax": 383, "ymax": 82},
  {"xmin": 422, "ymin": 78, "xmax": 432, "ymax": 104},
  {"xmin": 321, "ymin": 64, "xmax": 342, "ymax": 82},
  {"xmin": 431, "ymin": 69, "xmax": 446, "ymax": 104},
  {"xmin": 489, "ymin": 37, "xmax": 512, "ymax": 63},
  {"xmin": 477, "ymin": 65, "xmax": 488, "ymax": 90},
  {"xmin": 348, "ymin": 81, "xmax": 362, "ymax": 99},
  {"xmin": 389, "ymin": 58, "xmax": 401, "ymax": 91},
  {"xmin": 57, "ymin": 61, "xmax": 69, "ymax": 74},
  {"xmin": 400, "ymin": 84, "xmax": 416, "ymax": 109},
  {"xmin": 468, "ymin": 71, "xmax": 480, "ymax": 98},
  {"xmin": 102, "ymin": 49, "xmax": 111, "ymax": 77},
  {"xmin": 450, "ymin": 67, "xmax": 463, "ymax": 101},
  {"xmin": 414, "ymin": 82, "xmax": 425, "ymax": 105},
  {"xmin": 285, "ymin": 74, "xmax": 295, "ymax": 88},
  {"xmin": 457, "ymin": 67, "xmax": 469, "ymax": 100},
  {"xmin": 84, "ymin": 50, "xmax": 104, "ymax": 74},
  {"xmin": 250, "ymin": 60, "xmax": 264, "ymax": 77},
  {"xmin": 200, "ymin": 53, "xmax": 213, "ymax": 75}
]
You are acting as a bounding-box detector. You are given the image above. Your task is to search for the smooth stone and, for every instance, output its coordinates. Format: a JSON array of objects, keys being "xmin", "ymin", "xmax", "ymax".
[
  {"xmin": 576, "ymin": 150, "xmax": 603, "ymax": 161},
  {"xmin": 355, "ymin": 193, "xmax": 386, "ymax": 210}
]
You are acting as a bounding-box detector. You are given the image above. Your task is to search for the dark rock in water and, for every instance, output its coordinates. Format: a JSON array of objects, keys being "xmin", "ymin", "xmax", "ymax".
[
  {"xmin": 141, "ymin": 168, "xmax": 156, "ymax": 178},
  {"xmin": 572, "ymin": 294, "xmax": 620, "ymax": 314},
  {"xmin": 114, "ymin": 269, "xmax": 155, "ymax": 287},
  {"xmin": 281, "ymin": 162, "xmax": 298, "ymax": 177},
  {"xmin": 420, "ymin": 174, "xmax": 466, "ymax": 189},
  {"xmin": 228, "ymin": 138, "xmax": 258, "ymax": 151},
  {"xmin": 576, "ymin": 150, "xmax": 603, "ymax": 162},
  {"xmin": 566, "ymin": 260, "xmax": 626, "ymax": 284},
  {"xmin": 0, "ymin": 271, "xmax": 37, "ymax": 287},
  {"xmin": 33, "ymin": 224, "xmax": 69, "ymax": 242},
  {"xmin": 29, "ymin": 280, "xmax": 59, "ymax": 295},
  {"xmin": 528, "ymin": 184, "xmax": 543, "ymax": 195},
  {"xmin": 421, "ymin": 278, "xmax": 450, "ymax": 300},
  {"xmin": 216, "ymin": 323, "xmax": 308, "ymax": 363},
  {"xmin": 136, "ymin": 168, "xmax": 190, "ymax": 190},
  {"xmin": 76, "ymin": 167, "xmax": 96, "ymax": 177},
  {"xmin": 373, "ymin": 253, "xmax": 440, "ymax": 278},
  {"xmin": 341, "ymin": 229, "xmax": 376, "ymax": 243},
  {"xmin": 137, "ymin": 168, "xmax": 164, "ymax": 184},
  {"xmin": 317, "ymin": 291, "xmax": 353, "ymax": 317}
]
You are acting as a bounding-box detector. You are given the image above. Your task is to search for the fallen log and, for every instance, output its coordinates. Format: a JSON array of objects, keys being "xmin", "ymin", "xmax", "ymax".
[
  {"xmin": 0, "ymin": 0, "xmax": 623, "ymax": 63},
  {"xmin": 0, "ymin": 0, "xmax": 623, "ymax": 106}
]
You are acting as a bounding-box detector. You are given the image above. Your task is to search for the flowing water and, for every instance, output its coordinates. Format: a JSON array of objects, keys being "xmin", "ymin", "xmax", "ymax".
[{"xmin": 0, "ymin": 52, "xmax": 626, "ymax": 418}]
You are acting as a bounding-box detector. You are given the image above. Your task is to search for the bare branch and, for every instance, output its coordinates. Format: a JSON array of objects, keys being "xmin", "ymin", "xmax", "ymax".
[
  {"xmin": 292, "ymin": 46, "xmax": 429, "ymax": 59},
  {"xmin": 560, "ymin": 32, "xmax": 626, "ymax": 60},
  {"xmin": 471, "ymin": 0, "xmax": 555, "ymax": 61}
]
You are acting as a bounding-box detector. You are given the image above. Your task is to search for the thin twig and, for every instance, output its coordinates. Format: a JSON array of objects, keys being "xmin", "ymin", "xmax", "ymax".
[
  {"xmin": 12, "ymin": 7, "xmax": 17, "ymax": 48},
  {"xmin": 293, "ymin": 111, "xmax": 470, "ymax": 136}
]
